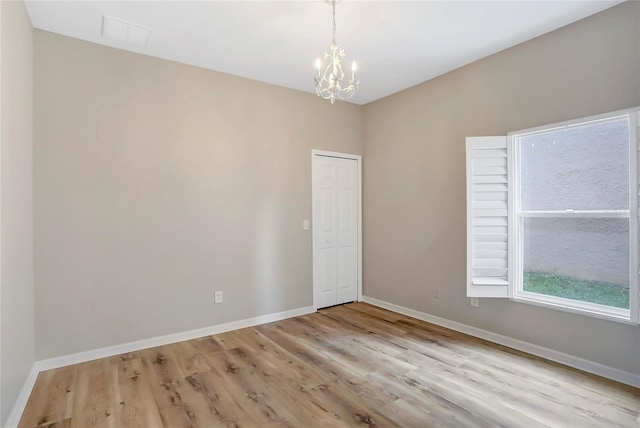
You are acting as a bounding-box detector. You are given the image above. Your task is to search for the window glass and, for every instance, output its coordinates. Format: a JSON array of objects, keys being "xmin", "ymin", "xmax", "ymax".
[
  {"xmin": 522, "ymin": 218, "xmax": 630, "ymax": 309},
  {"xmin": 520, "ymin": 118, "xmax": 630, "ymax": 211}
]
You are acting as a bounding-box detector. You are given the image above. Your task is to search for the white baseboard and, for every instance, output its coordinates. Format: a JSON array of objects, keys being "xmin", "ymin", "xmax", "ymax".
[
  {"xmin": 37, "ymin": 305, "xmax": 316, "ymax": 372},
  {"xmin": 4, "ymin": 305, "xmax": 316, "ymax": 428},
  {"xmin": 4, "ymin": 365, "xmax": 39, "ymax": 428},
  {"xmin": 362, "ymin": 296, "xmax": 640, "ymax": 388}
]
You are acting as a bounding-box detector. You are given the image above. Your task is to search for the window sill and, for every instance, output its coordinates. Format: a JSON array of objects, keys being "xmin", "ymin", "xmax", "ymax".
[{"xmin": 510, "ymin": 295, "xmax": 637, "ymax": 326}]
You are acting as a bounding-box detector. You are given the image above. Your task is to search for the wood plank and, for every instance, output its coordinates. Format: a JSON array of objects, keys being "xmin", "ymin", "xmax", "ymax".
[
  {"xmin": 366, "ymin": 368, "xmax": 484, "ymax": 428},
  {"xmin": 379, "ymin": 398, "xmax": 443, "ymax": 428},
  {"xmin": 138, "ymin": 345, "xmax": 221, "ymax": 428},
  {"xmin": 189, "ymin": 335, "xmax": 226, "ymax": 358},
  {"xmin": 257, "ymin": 320, "xmax": 369, "ymax": 381},
  {"xmin": 454, "ymin": 359, "xmax": 636, "ymax": 427},
  {"xmin": 259, "ymin": 323, "xmax": 402, "ymax": 411},
  {"xmin": 296, "ymin": 313, "xmax": 408, "ymax": 357},
  {"xmin": 141, "ymin": 342, "xmax": 282, "ymax": 427},
  {"xmin": 35, "ymin": 419, "xmax": 72, "ymax": 428},
  {"xmin": 210, "ymin": 330, "xmax": 247, "ymax": 351},
  {"xmin": 225, "ymin": 346, "xmax": 357, "ymax": 426},
  {"xmin": 110, "ymin": 358, "xmax": 163, "ymax": 428},
  {"xmin": 323, "ymin": 307, "xmax": 479, "ymax": 369},
  {"xmin": 320, "ymin": 305, "xmax": 410, "ymax": 336},
  {"xmin": 183, "ymin": 369, "xmax": 264, "ymax": 427},
  {"xmin": 19, "ymin": 366, "xmax": 76, "ymax": 428},
  {"xmin": 307, "ymin": 381, "xmax": 400, "ymax": 427},
  {"xmin": 194, "ymin": 346, "xmax": 301, "ymax": 427},
  {"xmin": 225, "ymin": 328, "xmax": 327, "ymax": 388},
  {"xmin": 289, "ymin": 316, "xmax": 415, "ymax": 376},
  {"xmin": 167, "ymin": 341, "xmax": 213, "ymax": 377},
  {"xmin": 400, "ymin": 369, "xmax": 520, "ymax": 427},
  {"xmin": 238, "ymin": 328, "xmax": 402, "ymax": 407},
  {"xmin": 343, "ymin": 302, "xmax": 406, "ymax": 322},
  {"xmin": 69, "ymin": 359, "xmax": 115, "ymax": 428}
]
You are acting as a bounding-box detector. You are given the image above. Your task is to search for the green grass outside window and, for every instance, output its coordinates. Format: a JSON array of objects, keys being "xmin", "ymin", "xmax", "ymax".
[{"xmin": 523, "ymin": 272, "xmax": 630, "ymax": 309}]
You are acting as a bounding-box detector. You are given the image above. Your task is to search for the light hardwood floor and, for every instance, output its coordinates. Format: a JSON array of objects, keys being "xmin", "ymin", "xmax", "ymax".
[{"xmin": 19, "ymin": 303, "xmax": 640, "ymax": 427}]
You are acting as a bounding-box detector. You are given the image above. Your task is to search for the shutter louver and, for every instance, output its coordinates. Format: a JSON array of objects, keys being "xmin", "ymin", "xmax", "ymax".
[{"xmin": 466, "ymin": 136, "xmax": 510, "ymax": 298}]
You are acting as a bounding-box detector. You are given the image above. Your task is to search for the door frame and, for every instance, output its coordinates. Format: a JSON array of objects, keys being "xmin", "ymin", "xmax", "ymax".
[{"xmin": 311, "ymin": 150, "xmax": 362, "ymax": 310}]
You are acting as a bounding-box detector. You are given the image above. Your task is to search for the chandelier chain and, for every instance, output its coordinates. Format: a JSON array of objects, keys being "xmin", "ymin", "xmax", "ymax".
[{"xmin": 331, "ymin": 0, "xmax": 337, "ymax": 46}]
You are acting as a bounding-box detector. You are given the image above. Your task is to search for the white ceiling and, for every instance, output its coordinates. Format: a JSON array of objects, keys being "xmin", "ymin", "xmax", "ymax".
[{"xmin": 24, "ymin": 1, "xmax": 622, "ymax": 105}]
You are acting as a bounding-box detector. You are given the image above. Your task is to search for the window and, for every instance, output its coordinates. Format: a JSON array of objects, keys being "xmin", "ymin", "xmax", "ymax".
[{"xmin": 466, "ymin": 108, "xmax": 639, "ymax": 324}]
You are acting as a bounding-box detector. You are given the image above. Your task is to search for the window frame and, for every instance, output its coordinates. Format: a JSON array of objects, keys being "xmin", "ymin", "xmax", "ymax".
[{"xmin": 507, "ymin": 108, "xmax": 639, "ymax": 325}]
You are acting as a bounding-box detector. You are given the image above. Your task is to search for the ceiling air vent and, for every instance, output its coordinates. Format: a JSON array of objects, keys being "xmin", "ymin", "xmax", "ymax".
[{"xmin": 102, "ymin": 15, "xmax": 150, "ymax": 46}]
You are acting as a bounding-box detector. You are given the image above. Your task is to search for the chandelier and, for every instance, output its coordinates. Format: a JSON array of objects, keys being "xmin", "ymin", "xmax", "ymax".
[{"xmin": 314, "ymin": 0, "xmax": 358, "ymax": 104}]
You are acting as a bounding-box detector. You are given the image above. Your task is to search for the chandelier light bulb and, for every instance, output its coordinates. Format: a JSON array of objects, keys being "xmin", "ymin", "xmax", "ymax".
[{"xmin": 352, "ymin": 61, "xmax": 357, "ymax": 72}]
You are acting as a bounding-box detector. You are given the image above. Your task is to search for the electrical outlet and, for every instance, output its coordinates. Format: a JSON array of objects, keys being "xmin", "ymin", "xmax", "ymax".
[
  {"xmin": 433, "ymin": 288, "xmax": 440, "ymax": 299},
  {"xmin": 214, "ymin": 291, "xmax": 223, "ymax": 304},
  {"xmin": 470, "ymin": 297, "xmax": 479, "ymax": 307}
]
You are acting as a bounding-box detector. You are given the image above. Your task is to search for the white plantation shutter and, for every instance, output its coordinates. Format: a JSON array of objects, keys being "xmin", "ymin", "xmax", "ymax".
[{"xmin": 466, "ymin": 136, "xmax": 510, "ymax": 298}]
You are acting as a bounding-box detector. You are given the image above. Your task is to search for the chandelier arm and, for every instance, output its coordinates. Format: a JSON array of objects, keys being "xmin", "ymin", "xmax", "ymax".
[
  {"xmin": 334, "ymin": 63, "xmax": 344, "ymax": 82},
  {"xmin": 337, "ymin": 90, "xmax": 356, "ymax": 100},
  {"xmin": 317, "ymin": 88, "xmax": 336, "ymax": 102}
]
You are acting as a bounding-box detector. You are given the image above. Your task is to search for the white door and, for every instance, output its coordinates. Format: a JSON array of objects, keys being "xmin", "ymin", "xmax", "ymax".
[{"xmin": 313, "ymin": 154, "xmax": 359, "ymax": 309}]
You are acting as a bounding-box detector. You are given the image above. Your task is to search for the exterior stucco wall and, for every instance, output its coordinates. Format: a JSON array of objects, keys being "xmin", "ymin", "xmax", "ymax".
[{"xmin": 521, "ymin": 118, "xmax": 630, "ymax": 286}]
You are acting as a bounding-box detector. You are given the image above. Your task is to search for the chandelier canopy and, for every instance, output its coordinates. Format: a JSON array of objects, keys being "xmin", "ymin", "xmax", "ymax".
[{"xmin": 314, "ymin": 0, "xmax": 358, "ymax": 104}]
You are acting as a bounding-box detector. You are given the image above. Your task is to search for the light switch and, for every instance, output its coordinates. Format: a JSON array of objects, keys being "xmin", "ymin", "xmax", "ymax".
[{"xmin": 303, "ymin": 220, "xmax": 310, "ymax": 230}]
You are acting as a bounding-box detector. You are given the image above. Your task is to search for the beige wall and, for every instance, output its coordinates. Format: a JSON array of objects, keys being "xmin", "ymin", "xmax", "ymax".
[
  {"xmin": 34, "ymin": 31, "xmax": 363, "ymax": 359},
  {"xmin": 363, "ymin": 1, "xmax": 640, "ymax": 375},
  {"xmin": 1, "ymin": 1, "xmax": 35, "ymax": 425}
]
